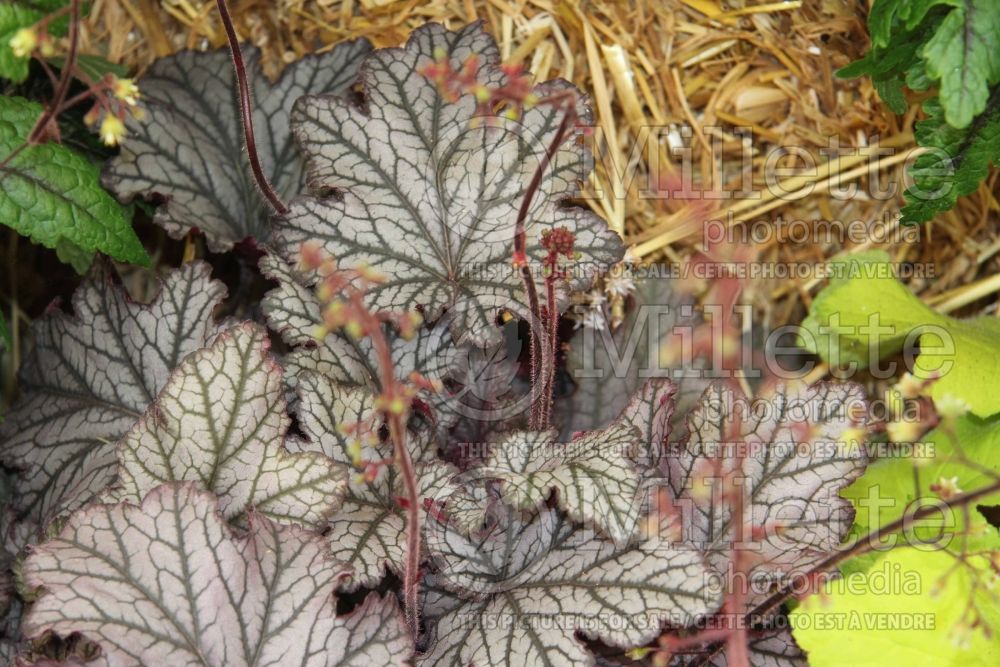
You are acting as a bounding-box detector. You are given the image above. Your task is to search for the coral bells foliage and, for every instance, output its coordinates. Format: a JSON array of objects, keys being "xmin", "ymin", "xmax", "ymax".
[{"xmin": 0, "ymin": 20, "xmax": 896, "ymax": 667}]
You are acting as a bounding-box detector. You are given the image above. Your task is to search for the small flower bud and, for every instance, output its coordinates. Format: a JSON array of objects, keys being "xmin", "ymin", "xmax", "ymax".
[{"xmin": 9, "ymin": 28, "xmax": 37, "ymax": 59}]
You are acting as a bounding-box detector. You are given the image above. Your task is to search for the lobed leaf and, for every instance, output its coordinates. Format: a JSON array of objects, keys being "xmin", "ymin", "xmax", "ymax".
[
  {"xmin": 666, "ymin": 382, "xmax": 869, "ymax": 609},
  {"xmin": 292, "ymin": 370, "xmax": 458, "ymax": 589},
  {"xmin": 0, "ymin": 261, "xmax": 225, "ymax": 527},
  {"xmin": 485, "ymin": 424, "xmax": 645, "ymax": 543},
  {"xmin": 104, "ymin": 323, "xmax": 347, "ymax": 527},
  {"xmin": 422, "ymin": 508, "xmax": 721, "ymax": 666},
  {"xmin": 104, "ymin": 41, "xmax": 372, "ymax": 251},
  {"xmin": 22, "ymin": 483, "xmax": 414, "ymax": 667},
  {"xmin": 272, "ymin": 22, "xmax": 623, "ymax": 345}
]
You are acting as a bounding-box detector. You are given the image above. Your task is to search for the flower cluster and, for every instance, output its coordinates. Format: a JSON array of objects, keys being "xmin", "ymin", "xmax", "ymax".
[{"xmin": 419, "ymin": 49, "xmax": 538, "ymax": 120}]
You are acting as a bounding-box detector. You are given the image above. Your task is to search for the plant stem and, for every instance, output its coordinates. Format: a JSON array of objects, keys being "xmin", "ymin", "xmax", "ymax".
[
  {"xmin": 682, "ymin": 477, "xmax": 1000, "ymax": 666},
  {"xmin": 215, "ymin": 0, "xmax": 289, "ymax": 215},
  {"xmin": 369, "ymin": 323, "xmax": 422, "ymax": 636},
  {"xmin": 515, "ymin": 98, "xmax": 574, "ymax": 429},
  {"xmin": 28, "ymin": 0, "xmax": 79, "ymax": 145}
]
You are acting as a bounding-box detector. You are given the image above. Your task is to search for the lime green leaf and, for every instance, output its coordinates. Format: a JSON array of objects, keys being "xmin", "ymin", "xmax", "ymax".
[
  {"xmin": 0, "ymin": 96, "xmax": 149, "ymax": 266},
  {"xmin": 843, "ymin": 413, "xmax": 1000, "ymax": 570},
  {"xmin": 901, "ymin": 97, "xmax": 1000, "ymax": 223},
  {"xmin": 922, "ymin": 0, "xmax": 1000, "ymax": 129},
  {"xmin": 792, "ymin": 547, "xmax": 1000, "ymax": 667},
  {"xmin": 0, "ymin": 4, "xmax": 41, "ymax": 82},
  {"xmin": 800, "ymin": 251, "xmax": 1000, "ymax": 417}
]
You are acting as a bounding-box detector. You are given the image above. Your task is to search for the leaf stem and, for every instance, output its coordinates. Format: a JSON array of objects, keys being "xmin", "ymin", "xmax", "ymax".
[{"xmin": 214, "ymin": 0, "xmax": 289, "ymax": 216}]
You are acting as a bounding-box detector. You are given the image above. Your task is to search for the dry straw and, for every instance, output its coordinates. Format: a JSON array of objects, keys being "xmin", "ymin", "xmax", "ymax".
[{"xmin": 80, "ymin": 0, "xmax": 1000, "ymax": 324}]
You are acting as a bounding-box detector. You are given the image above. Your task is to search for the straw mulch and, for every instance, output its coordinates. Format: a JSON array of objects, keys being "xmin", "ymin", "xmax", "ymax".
[{"xmin": 76, "ymin": 0, "xmax": 1000, "ymax": 324}]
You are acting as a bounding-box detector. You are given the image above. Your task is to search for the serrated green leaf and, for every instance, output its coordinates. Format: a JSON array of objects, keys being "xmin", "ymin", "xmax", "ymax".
[
  {"xmin": 23, "ymin": 483, "xmax": 414, "ymax": 666},
  {"xmin": 874, "ymin": 76, "xmax": 908, "ymax": 114},
  {"xmin": 922, "ymin": 0, "xmax": 1000, "ymax": 129},
  {"xmin": 103, "ymin": 323, "xmax": 348, "ymax": 528},
  {"xmin": 0, "ymin": 96, "xmax": 149, "ymax": 265},
  {"xmin": 901, "ymin": 96, "xmax": 1000, "ymax": 223},
  {"xmin": 0, "ymin": 4, "xmax": 41, "ymax": 83},
  {"xmin": 0, "ymin": 262, "xmax": 226, "ymax": 528},
  {"xmin": 105, "ymin": 40, "xmax": 371, "ymax": 252},
  {"xmin": 799, "ymin": 251, "xmax": 1000, "ymax": 417},
  {"xmin": 53, "ymin": 237, "xmax": 93, "ymax": 274},
  {"xmin": 272, "ymin": 22, "xmax": 623, "ymax": 345},
  {"xmin": 792, "ymin": 547, "xmax": 1000, "ymax": 667}
]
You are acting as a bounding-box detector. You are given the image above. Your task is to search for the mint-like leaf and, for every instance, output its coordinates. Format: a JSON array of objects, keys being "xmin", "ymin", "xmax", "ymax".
[{"xmin": 0, "ymin": 96, "xmax": 149, "ymax": 266}]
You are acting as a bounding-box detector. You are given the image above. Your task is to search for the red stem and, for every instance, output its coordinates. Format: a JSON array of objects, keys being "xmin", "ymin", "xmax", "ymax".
[
  {"xmin": 368, "ymin": 322, "xmax": 422, "ymax": 636},
  {"xmin": 215, "ymin": 0, "xmax": 289, "ymax": 215},
  {"xmin": 515, "ymin": 96, "xmax": 575, "ymax": 429},
  {"xmin": 682, "ymin": 476, "xmax": 1000, "ymax": 666},
  {"xmin": 27, "ymin": 0, "xmax": 80, "ymax": 145}
]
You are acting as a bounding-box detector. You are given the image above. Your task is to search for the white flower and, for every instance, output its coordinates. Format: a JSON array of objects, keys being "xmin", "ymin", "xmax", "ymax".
[
  {"xmin": 576, "ymin": 307, "xmax": 607, "ymax": 331},
  {"xmin": 605, "ymin": 272, "xmax": 635, "ymax": 298}
]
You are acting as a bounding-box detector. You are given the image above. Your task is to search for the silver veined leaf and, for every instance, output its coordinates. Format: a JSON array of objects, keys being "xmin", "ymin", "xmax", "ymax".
[
  {"xmin": 104, "ymin": 323, "xmax": 347, "ymax": 527},
  {"xmin": 261, "ymin": 253, "xmax": 459, "ymax": 397},
  {"xmin": 559, "ymin": 273, "xmax": 707, "ymax": 442},
  {"xmin": 22, "ymin": 483, "xmax": 413, "ymax": 667},
  {"xmin": 667, "ymin": 382, "xmax": 869, "ymax": 609},
  {"xmin": 0, "ymin": 262, "xmax": 225, "ymax": 529},
  {"xmin": 104, "ymin": 41, "xmax": 372, "ymax": 251},
  {"xmin": 485, "ymin": 424, "xmax": 644, "ymax": 543},
  {"xmin": 421, "ymin": 507, "xmax": 722, "ymax": 666},
  {"xmin": 292, "ymin": 371, "xmax": 458, "ymax": 590},
  {"xmin": 272, "ymin": 22, "xmax": 623, "ymax": 344}
]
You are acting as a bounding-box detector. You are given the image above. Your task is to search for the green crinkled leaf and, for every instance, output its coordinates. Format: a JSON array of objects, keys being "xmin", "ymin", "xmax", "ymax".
[
  {"xmin": 901, "ymin": 96, "xmax": 1000, "ymax": 223},
  {"xmin": 103, "ymin": 323, "xmax": 348, "ymax": 528},
  {"xmin": 792, "ymin": 547, "xmax": 1000, "ymax": 667},
  {"xmin": 273, "ymin": 22, "xmax": 623, "ymax": 345},
  {"xmin": 921, "ymin": 0, "xmax": 1000, "ymax": 129},
  {"xmin": 0, "ymin": 261, "xmax": 226, "ymax": 528},
  {"xmin": 0, "ymin": 96, "xmax": 149, "ymax": 265},
  {"xmin": 842, "ymin": 413, "xmax": 1000, "ymax": 571},
  {"xmin": 873, "ymin": 77, "xmax": 907, "ymax": 114},
  {"xmin": 104, "ymin": 40, "xmax": 371, "ymax": 251},
  {"xmin": 799, "ymin": 251, "xmax": 1000, "ymax": 417},
  {"xmin": 23, "ymin": 483, "xmax": 414, "ymax": 667}
]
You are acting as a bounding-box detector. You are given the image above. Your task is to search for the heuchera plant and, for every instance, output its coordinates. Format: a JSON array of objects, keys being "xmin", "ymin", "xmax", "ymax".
[{"xmin": 16, "ymin": 16, "xmax": 999, "ymax": 667}]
